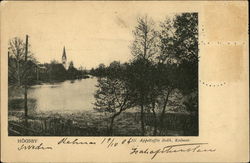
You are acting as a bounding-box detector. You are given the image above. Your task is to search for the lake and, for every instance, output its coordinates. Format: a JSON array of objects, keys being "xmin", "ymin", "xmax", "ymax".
[{"xmin": 27, "ymin": 77, "xmax": 98, "ymax": 113}]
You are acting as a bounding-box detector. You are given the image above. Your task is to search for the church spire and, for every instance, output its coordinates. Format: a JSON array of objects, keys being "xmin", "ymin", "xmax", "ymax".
[
  {"xmin": 62, "ymin": 46, "xmax": 67, "ymax": 59},
  {"xmin": 62, "ymin": 46, "xmax": 67, "ymax": 69}
]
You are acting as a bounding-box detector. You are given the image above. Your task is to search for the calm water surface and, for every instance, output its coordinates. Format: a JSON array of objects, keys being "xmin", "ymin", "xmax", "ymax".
[{"xmin": 28, "ymin": 77, "xmax": 98, "ymax": 113}]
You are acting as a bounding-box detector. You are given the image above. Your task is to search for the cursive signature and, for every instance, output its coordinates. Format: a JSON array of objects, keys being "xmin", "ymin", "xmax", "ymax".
[
  {"xmin": 57, "ymin": 137, "xmax": 96, "ymax": 145},
  {"xmin": 18, "ymin": 143, "xmax": 53, "ymax": 151},
  {"xmin": 130, "ymin": 143, "xmax": 216, "ymax": 159}
]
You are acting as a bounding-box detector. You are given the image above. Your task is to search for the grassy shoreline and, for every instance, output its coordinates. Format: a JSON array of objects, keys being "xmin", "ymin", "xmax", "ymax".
[
  {"xmin": 9, "ymin": 109, "xmax": 197, "ymax": 136},
  {"xmin": 9, "ymin": 110, "xmax": 141, "ymax": 136}
]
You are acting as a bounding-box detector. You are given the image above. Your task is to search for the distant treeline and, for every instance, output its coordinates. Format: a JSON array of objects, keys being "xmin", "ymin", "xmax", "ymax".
[
  {"xmin": 33, "ymin": 61, "xmax": 89, "ymax": 83},
  {"xmin": 8, "ymin": 48, "xmax": 88, "ymax": 85}
]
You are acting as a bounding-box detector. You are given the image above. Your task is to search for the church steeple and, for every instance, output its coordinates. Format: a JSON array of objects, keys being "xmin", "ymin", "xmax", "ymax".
[
  {"xmin": 62, "ymin": 46, "xmax": 67, "ymax": 69},
  {"xmin": 62, "ymin": 46, "xmax": 67, "ymax": 59}
]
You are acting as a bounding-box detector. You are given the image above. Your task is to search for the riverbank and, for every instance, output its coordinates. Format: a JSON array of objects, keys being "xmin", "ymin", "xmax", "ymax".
[
  {"xmin": 9, "ymin": 109, "xmax": 197, "ymax": 136},
  {"xmin": 9, "ymin": 110, "xmax": 142, "ymax": 136}
]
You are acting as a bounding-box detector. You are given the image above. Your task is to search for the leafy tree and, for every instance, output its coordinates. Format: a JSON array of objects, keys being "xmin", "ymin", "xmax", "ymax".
[
  {"xmin": 48, "ymin": 61, "xmax": 67, "ymax": 81},
  {"xmin": 91, "ymin": 63, "xmax": 107, "ymax": 77},
  {"xmin": 94, "ymin": 77, "xmax": 133, "ymax": 135},
  {"xmin": 158, "ymin": 12, "xmax": 198, "ymax": 97},
  {"xmin": 67, "ymin": 62, "xmax": 79, "ymax": 79},
  {"xmin": 50, "ymin": 59, "xmax": 59, "ymax": 64},
  {"xmin": 150, "ymin": 63, "xmax": 179, "ymax": 135},
  {"xmin": 106, "ymin": 61, "xmax": 123, "ymax": 78},
  {"xmin": 164, "ymin": 13, "xmax": 198, "ymax": 107},
  {"xmin": 159, "ymin": 13, "xmax": 198, "ymax": 64},
  {"xmin": 156, "ymin": 13, "xmax": 198, "ymax": 135},
  {"xmin": 133, "ymin": 13, "xmax": 198, "ymax": 135},
  {"xmin": 125, "ymin": 58, "xmax": 155, "ymax": 135}
]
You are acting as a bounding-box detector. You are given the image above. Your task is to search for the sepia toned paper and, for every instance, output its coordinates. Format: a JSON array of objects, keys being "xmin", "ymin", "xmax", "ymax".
[{"xmin": 0, "ymin": 1, "xmax": 249, "ymax": 162}]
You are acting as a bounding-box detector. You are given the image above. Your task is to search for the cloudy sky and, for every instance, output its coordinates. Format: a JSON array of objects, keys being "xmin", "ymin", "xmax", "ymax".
[{"xmin": 1, "ymin": 1, "xmax": 195, "ymax": 69}]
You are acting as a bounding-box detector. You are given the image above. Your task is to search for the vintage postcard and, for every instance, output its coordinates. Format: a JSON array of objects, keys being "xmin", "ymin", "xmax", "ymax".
[{"xmin": 0, "ymin": 1, "xmax": 249, "ymax": 162}]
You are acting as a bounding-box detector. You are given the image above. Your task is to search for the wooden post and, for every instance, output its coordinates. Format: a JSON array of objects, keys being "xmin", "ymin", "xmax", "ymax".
[{"xmin": 24, "ymin": 35, "xmax": 29, "ymax": 117}]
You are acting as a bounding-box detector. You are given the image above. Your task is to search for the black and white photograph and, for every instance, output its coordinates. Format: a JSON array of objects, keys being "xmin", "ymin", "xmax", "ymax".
[{"xmin": 7, "ymin": 4, "xmax": 198, "ymax": 136}]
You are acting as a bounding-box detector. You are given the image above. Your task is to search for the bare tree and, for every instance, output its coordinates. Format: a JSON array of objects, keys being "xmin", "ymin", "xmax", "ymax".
[
  {"xmin": 8, "ymin": 37, "xmax": 35, "ymax": 86},
  {"xmin": 130, "ymin": 16, "xmax": 159, "ymax": 61}
]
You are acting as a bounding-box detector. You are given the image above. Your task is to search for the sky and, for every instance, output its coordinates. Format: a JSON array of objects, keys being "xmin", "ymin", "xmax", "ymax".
[{"xmin": 1, "ymin": 1, "xmax": 195, "ymax": 69}]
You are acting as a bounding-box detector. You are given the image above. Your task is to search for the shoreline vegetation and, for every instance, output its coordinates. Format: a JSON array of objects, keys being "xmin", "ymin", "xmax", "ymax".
[
  {"xmin": 8, "ymin": 13, "xmax": 198, "ymax": 136},
  {"xmin": 9, "ymin": 107, "xmax": 197, "ymax": 136}
]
